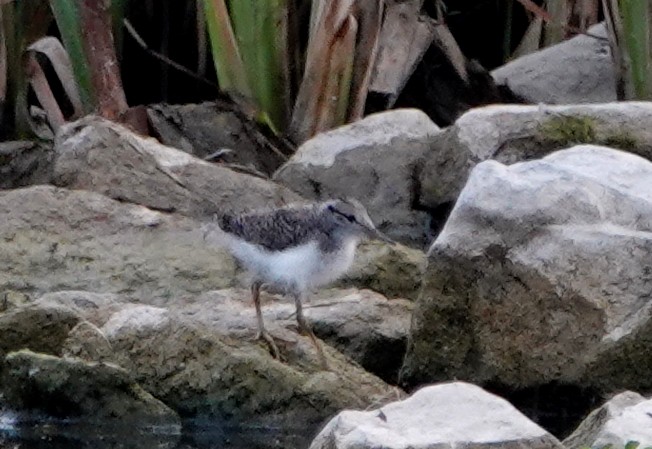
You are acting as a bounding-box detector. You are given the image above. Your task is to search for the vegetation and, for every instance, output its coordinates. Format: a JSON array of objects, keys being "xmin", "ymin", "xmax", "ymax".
[
  {"xmin": 537, "ymin": 115, "xmax": 640, "ymax": 151},
  {"xmin": 1, "ymin": 0, "xmax": 652, "ymax": 142},
  {"xmin": 538, "ymin": 116, "xmax": 597, "ymax": 145}
]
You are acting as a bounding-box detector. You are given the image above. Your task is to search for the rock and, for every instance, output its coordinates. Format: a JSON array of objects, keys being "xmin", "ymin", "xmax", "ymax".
[
  {"xmin": 0, "ymin": 290, "xmax": 32, "ymax": 312},
  {"xmin": 0, "ymin": 141, "xmax": 54, "ymax": 189},
  {"xmin": 53, "ymin": 115, "xmax": 300, "ymax": 218},
  {"xmin": 1, "ymin": 349, "xmax": 180, "ymax": 429},
  {"xmin": 0, "ymin": 185, "xmax": 236, "ymax": 302},
  {"xmin": 419, "ymin": 102, "xmax": 652, "ymax": 211},
  {"xmin": 148, "ymin": 101, "xmax": 291, "ymax": 176},
  {"xmin": 85, "ymin": 295, "xmax": 402, "ymax": 430},
  {"xmin": 401, "ymin": 145, "xmax": 652, "ymax": 392},
  {"xmin": 53, "ymin": 290, "xmax": 402, "ymax": 431},
  {"xmin": 274, "ymin": 109, "xmax": 442, "ymax": 247},
  {"xmin": 0, "ymin": 302, "xmax": 80, "ymax": 360},
  {"xmin": 309, "ymin": 381, "xmax": 564, "ymax": 449},
  {"xmin": 307, "ymin": 289, "xmax": 414, "ymax": 384},
  {"xmin": 63, "ymin": 321, "xmax": 115, "ymax": 362},
  {"xmin": 37, "ymin": 291, "xmax": 123, "ymax": 326},
  {"xmin": 184, "ymin": 288, "xmax": 413, "ymax": 384},
  {"xmin": 564, "ymin": 391, "xmax": 652, "ymax": 449},
  {"xmin": 336, "ymin": 240, "xmax": 426, "ymax": 301},
  {"xmin": 492, "ymin": 23, "xmax": 615, "ymax": 104}
]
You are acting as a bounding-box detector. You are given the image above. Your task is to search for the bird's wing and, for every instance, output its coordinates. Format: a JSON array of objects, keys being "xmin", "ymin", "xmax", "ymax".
[{"xmin": 218, "ymin": 207, "xmax": 326, "ymax": 251}]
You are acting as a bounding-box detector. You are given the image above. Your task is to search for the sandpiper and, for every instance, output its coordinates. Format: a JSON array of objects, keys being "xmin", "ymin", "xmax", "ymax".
[{"xmin": 203, "ymin": 198, "xmax": 394, "ymax": 368}]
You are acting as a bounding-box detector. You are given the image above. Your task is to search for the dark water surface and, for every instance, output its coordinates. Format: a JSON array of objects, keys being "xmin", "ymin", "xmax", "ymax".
[{"xmin": 0, "ymin": 422, "xmax": 314, "ymax": 449}]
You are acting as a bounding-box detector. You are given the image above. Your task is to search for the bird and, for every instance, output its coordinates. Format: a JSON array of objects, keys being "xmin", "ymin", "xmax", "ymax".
[{"xmin": 202, "ymin": 198, "xmax": 395, "ymax": 368}]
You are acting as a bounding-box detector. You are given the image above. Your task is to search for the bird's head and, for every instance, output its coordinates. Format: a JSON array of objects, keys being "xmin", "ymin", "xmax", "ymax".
[{"xmin": 325, "ymin": 198, "xmax": 395, "ymax": 245}]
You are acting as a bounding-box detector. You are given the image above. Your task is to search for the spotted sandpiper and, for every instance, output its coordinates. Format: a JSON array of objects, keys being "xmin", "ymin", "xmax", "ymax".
[{"xmin": 203, "ymin": 198, "xmax": 394, "ymax": 368}]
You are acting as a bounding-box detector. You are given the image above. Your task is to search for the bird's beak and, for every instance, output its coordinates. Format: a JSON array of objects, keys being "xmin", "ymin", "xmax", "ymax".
[{"xmin": 372, "ymin": 229, "xmax": 397, "ymax": 246}]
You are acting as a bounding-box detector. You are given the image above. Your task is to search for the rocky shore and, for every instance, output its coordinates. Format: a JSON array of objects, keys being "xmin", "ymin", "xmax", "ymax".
[{"xmin": 2, "ymin": 27, "xmax": 652, "ymax": 449}]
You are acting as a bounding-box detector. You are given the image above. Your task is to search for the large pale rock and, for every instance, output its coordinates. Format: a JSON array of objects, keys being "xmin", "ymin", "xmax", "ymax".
[
  {"xmin": 402, "ymin": 145, "xmax": 652, "ymax": 392},
  {"xmin": 564, "ymin": 391, "xmax": 652, "ymax": 449},
  {"xmin": 1, "ymin": 349, "xmax": 180, "ymax": 429},
  {"xmin": 0, "ymin": 186, "xmax": 236, "ymax": 302},
  {"xmin": 419, "ymin": 102, "xmax": 652, "ymax": 211},
  {"xmin": 55, "ymin": 289, "xmax": 402, "ymax": 430},
  {"xmin": 189, "ymin": 288, "xmax": 414, "ymax": 384},
  {"xmin": 53, "ymin": 116, "xmax": 300, "ymax": 218},
  {"xmin": 492, "ymin": 23, "xmax": 615, "ymax": 104},
  {"xmin": 309, "ymin": 382, "xmax": 564, "ymax": 449},
  {"xmin": 274, "ymin": 109, "xmax": 442, "ymax": 246}
]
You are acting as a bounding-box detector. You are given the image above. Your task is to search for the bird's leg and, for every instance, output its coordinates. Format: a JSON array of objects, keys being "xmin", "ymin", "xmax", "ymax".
[
  {"xmin": 294, "ymin": 291, "xmax": 328, "ymax": 370},
  {"xmin": 252, "ymin": 281, "xmax": 280, "ymax": 359}
]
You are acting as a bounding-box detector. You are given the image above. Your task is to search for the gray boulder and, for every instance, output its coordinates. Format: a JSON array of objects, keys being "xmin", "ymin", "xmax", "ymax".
[
  {"xmin": 492, "ymin": 23, "xmax": 615, "ymax": 104},
  {"xmin": 1, "ymin": 349, "xmax": 180, "ymax": 429},
  {"xmin": 419, "ymin": 102, "xmax": 652, "ymax": 212},
  {"xmin": 274, "ymin": 109, "xmax": 442, "ymax": 247},
  {"xmin": 148, "ymin": 101, "xmax": 290, "ymax": 176},
  {"xmin": 0, "ymin": 185, "xmax": 236, "ymax": 302},
  {"xmin": 53, "ymin": 115, "xmax": 300, "ymax": 218},
  {"xmin": 402, "ymin": 145, "xmax": 652, "ymax": 392},
  {"xmin": 0, "ymin": 141, "xmax": 54, "ymax": 189},
  {"xmin": 191, "ymin": 288, "xmax": 414, "ymax": 384},
  {"xmin": 50, "ymin": 289, "xmax": 403, "ymax": 430},
  {"xmin": 309, "ymin": 381, "xmax": 564, "ymax": 449},
  {"xmin": 564, "ymin": 391, "xmax": 652, "ymax": 449}
]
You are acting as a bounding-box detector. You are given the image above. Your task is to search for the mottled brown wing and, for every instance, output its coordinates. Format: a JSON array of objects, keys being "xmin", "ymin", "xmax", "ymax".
[{"xmin": 218, "ymin": 206, "xmax": 330, "ymax": 251}]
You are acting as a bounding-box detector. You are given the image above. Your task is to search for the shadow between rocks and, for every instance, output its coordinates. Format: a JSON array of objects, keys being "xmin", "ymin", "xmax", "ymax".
[{"xmin": 484, "ymin": 382, "xmax": 603, "ymax": 440}]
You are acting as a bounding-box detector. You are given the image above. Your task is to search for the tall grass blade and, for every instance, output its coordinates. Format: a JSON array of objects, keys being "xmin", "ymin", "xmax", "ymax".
[
  {"xmin": 290, "ymin": 0, "xmax": 355, "ymax": 143},
  {"xmin": 331, "ymin": 15, "xmax": 356, "ymax": 127},
  {"xmin": 77, "ymin": 0, "xmax": 128, "ymax": 121},
  {"xmin": 2, "ymin": 0, "xmax": 52, "ymax": 136},
  {"xmin": 49, "ymin": 0, "xmax": 95, "ymax": 112},
  {"xmin": 620, "ymin": 0, "xmax": 651, "ymax": 99},
  {"xmin": 511, "ymin": 15, "xmax": 543, "ymax": 59},
  {"xmin": 24, "ymin": 51, "xmax": 65, "ymax": 131},
  {"xmin": 230, "ymin": 0, "xmax": 291, "ymax": 131},
  {"xmin": 202, "ymin": 0, "xmax": 252, "ymax": 99},
  {"xmin": 347, "ymin": 0, "xmax": 382, "ymax": 120},
  {"xmin": 603, "ymin": 0, "xmax": 632, "ymax": 99},
  {"xmin": 28, "ymin": 36, "xmax": 83, "ymax": 118},
  {"xmin": 543, "ymin": 0, "xmax": 569, "ymax": 46}
]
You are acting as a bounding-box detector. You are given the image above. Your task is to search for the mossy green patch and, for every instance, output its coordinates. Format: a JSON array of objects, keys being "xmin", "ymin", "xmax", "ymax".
[
  {"xmin": 538, "ymin": 115, "xmax": 597, "ymax": 145},
  {"xmin": 538, "ymin": 115, "xmax": 640, "ymax": 151},
  {"xmin": 602, "ymin": 132, "xmax": 639, "ymax": 150}
]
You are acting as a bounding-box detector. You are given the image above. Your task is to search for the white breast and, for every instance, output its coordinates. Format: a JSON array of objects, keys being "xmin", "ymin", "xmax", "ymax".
[{"xmin": 225, "ymin": 236, "xmax": 358, "ymax": 290}]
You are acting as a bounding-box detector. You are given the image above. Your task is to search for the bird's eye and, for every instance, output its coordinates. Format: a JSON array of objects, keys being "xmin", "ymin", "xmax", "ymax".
[{"xmin": 329, "ymin": 205, "xmax": 356, "ymax": 223}]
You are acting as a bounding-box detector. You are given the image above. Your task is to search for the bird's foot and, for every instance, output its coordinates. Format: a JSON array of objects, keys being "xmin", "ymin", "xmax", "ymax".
[
  {"xmin": 255, "ymin": 329, "xmax": 280, "ymax": 360},
  {"xmin": 296, "ymin": 326, "xmax": 329, "ymax": 371}
]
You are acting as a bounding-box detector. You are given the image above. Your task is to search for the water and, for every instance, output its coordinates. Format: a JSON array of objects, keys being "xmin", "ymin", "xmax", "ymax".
[{"xmin": 0, "ymin": 420, "xmax": 315, "ymax": 449}]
